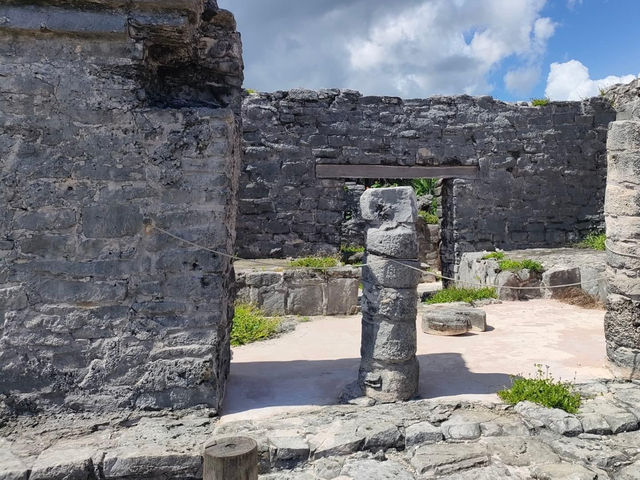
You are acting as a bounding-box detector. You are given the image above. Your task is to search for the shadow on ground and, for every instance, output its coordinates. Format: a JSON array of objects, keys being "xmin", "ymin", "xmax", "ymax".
[{"xmin": 222, "ymin": 352, "xmax": 512, "ymax": 415}]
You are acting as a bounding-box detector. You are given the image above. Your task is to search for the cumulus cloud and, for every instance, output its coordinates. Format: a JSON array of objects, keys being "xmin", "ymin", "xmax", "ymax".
[
  {"xmin": 545, "ymin": 60, "xmax": 638, "ymax": 100},
  {"xmin": 221, "ymin": 0, "xmax": 554, "ymax": 98}
]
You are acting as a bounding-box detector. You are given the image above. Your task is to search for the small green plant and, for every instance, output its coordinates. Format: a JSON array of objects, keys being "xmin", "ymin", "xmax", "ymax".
[
  {"xmin": 418, "ymin": 211, "xmax": 439, "ymax": 224},
  {"xmin": 289, "ymin": 256, "xmax": 339, "ymax": 269},
  {"xmin": 245, "ymin": 88, "xmax": 258, "ymax": 95},
  {"xmin": 340, "ymin": 245, "xmax": 365, "ymax": 254},
  {"xmin": 576, "ymin": 232, "xmax": 606, "ymax": 251},
  {"xmin": 498, "ymin": 364, "xmax": 581, "ymax": 413},
  {"xmin": 498, "ymin": 258, "xmax": 544, "ymax": 273},
  {"xmin": 531, "ymin": 98, "xmax": 550, "ymax": 106},
  {"xmin": 411, "ymin": 178, "xmax": 438, "ymax": 196},
  {"xmin": 482, "ymin": 251, "xmax": 506, "ymax": 260},
  {"xmin": 231, "ymin": 303, "xmax": 280, "ymax": 346},
  {"xmin": 370, "ymin": 180, "xmax": 399, "ymax": 189},
  {"xmin": 425, "ymin": 286, "xmax": 497, "ymax": 304}
]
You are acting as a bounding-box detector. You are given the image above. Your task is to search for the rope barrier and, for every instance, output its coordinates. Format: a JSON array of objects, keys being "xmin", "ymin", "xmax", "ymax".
[
  {"xmin": 605, "ymin": 241, "xmax": 640, "ymax": 260},
  {"xmin": 150, "ymin": 223, "xmax": 609, "ymax": 291}
]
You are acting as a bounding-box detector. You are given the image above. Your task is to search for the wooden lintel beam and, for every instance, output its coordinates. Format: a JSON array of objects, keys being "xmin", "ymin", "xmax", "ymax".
[{"xmin": 315, "ymin": 164, "xmax": 478, "ymax": 179}]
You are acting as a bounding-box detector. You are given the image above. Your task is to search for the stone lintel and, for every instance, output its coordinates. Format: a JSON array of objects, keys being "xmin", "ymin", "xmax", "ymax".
[{"xmin": 316, "ymin": 164, "xmax": 479, "ymax": 180}]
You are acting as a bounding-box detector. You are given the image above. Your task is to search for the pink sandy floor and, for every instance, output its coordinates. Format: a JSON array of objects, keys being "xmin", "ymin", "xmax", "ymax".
[{"xmin": 222, "ymin": 299, "xmax": 610, "ymax": 420}]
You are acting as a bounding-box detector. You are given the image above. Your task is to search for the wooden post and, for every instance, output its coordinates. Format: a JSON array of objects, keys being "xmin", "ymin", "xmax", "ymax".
[{"xmin": 203, "ymin": 436, "xmax": 258, "ymax": 480}]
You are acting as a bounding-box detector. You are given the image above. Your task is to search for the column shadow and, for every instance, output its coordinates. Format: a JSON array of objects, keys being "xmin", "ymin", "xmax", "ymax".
[{"xmin": 222, "ymin": 352, "xmax": 512, "ymax": 415}]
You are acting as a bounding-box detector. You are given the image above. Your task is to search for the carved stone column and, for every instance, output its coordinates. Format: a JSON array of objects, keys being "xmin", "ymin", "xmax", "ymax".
[{"xmin": 358, "ymin": 187, "xmax": 421, "ymax": 402}]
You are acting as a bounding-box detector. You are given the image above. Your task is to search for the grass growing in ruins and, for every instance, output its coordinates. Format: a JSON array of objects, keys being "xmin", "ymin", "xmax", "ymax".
[
  {"xmin": 531, "ymin": 98, "xmax": 550, "ymax": 106},
  {"xmin": 231, "ymin": 303, "xmax": 281, "ymax": 347},
  {"xmin": 418, "ymin": 210, "xmax": 439, "ymax": 224},
  {"xmin": 482, "ymin": 252, "xmax": 544, "ymax": 273},
  {"xmin": 482, "ymin": 251, "xmax": 506, "ymax": 260},
  {"xmin": 340, "ymin": 245, "xmax": 365, "ymax": 255},
  {"xmin": 289, "ymin": 256, "xmax": 339, "ymax": 269},
  {"xmin": 498, "ymin": 258, "xmax": 544, "ymax": 273},
  {"xmin": 576, "ymin": 232, "xmax": 606, "ymax": 251},
  {"xmin": 425, "ymin": 286, "xmax": 497, "ymax": 304},
  {"xmin": 498, "ymin": 365, "xmax": 581, "ymax": 413}
]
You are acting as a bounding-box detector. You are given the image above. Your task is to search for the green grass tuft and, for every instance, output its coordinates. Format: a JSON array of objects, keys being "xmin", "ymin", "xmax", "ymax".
[
  {"xmin": 498, "ymin": 365, "xmax": 581, "ymax": 413},
  {"xmin": 418, "ymin": 211, "xmax": 439, "ymax": 224},
  {"xmin": 425, "ymin": 286, "xmax": 497, "ymax": 304},
  {"xmin": 411, "ymin": 178, "xmax": 438, "ymax": 196},
  {"xmin": 231, "ymin": 303, "xmax": 280, "ymax": 347},
  {"xmin": 531, "ymin": 98, "xmax": 550, "ymax": 106},
  {"xmin": 482, "ymin": 251, "xmax": 506, "ymax": 260},
  {"xmin": 498, "ymin": 258, "xmax": 544, "ymax": 273},
  {"xmin": 340, "ymin": 245, "xmax": 365, "ymax": 254},
  {"xmin": 289, "ymin": 256, "xmax": 339, "ymax": 269},
  {"xmin": 576, "ymin": 232, "xmax": 606, "ymax": 251}
]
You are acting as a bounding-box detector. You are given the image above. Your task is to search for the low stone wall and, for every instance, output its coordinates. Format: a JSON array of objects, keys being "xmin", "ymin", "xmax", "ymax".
[
  {"xmin": 235, "ymin": 266, "xmax": 360, "ymax": 316},
  {"xmin": 456, "ymin": 248, "xmax": 607, "ymax": 301}
]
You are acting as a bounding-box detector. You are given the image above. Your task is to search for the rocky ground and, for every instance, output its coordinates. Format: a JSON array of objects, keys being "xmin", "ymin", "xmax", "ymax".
[{"xmin": 2, "ymin": 380, "xmax": 640, "ymax": 479}]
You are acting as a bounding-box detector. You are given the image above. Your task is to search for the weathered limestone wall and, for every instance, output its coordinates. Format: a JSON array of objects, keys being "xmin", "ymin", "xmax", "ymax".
[
  {"xmin": 240, "ymin": 90, "xmax": 614, "ymax": 278},
  {"xmin": 0, "ymin": 1, "xmax": 243, "ymax": 415},
  {"xmin": 604, "ymin": 79, "xmax": 640, "ymax": 378}
]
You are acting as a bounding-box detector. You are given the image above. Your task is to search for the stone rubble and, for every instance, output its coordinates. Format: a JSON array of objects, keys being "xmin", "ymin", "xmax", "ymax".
[{"xmin": 3, "ymin": 380, "xmax": 640, "ymax": 479}]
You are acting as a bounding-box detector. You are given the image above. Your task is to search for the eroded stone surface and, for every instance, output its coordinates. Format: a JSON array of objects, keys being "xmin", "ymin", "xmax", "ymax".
[{"xmin": 3, "ymin": 381, "xmax": 639, "ymax": 479}]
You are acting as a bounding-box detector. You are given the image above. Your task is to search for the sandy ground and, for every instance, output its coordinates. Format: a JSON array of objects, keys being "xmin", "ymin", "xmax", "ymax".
[{"xmin": 221, "ymin": 299, "xmax": 610, "ymax": 421}]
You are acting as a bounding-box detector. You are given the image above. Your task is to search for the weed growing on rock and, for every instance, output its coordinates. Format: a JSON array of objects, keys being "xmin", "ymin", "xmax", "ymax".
[
  {"xmin": 576, "ymin": 232, "xmax": 606, "ymax": 251},
  {"xmin": 498, "ymin": 258, "xmax": 544, "ymax": 273},
  {"xmin": 482, "ymin": 252, "xmax": 544, "ymax": 273},
  {"xmin": 340, "ymin": 245, "xmax": 365, "ymax": 255},
  {"xmin": 289, "ymin": 256, "xmax": 339, "ymax": 269},
  {"xmin": 425, "ymin": 286, "xmax": 497, "ymax": 304},
  {"xmin": 531, "ymin": 98, "xmax": 550, "ymax": 106},
  {"xmin": 231, "ymin": 303, "xmax": 280, "ymax": 346},
  {"xmin": 498, "ymin": 365, "xmax": 581, "ymax": 413},
  {"xmin": 418, "ymin": 211, "xmax": 439, "ymax": 224},
  {"xmin": 482, "ymin": 251, "xmax": 505, "ymax": 260}
]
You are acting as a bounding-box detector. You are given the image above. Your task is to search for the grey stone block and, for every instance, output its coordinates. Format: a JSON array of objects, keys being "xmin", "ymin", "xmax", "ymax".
[
  {"xmin": 362, "ymin": 254, "xmax": 422, "ymax": 289},
  {"xmin": 405, "ymin": 421, "xmax": 443, "ymax": 447},
  {"xmin": 360, "ymin": 187, "xmax": 417, "ymax": 226},
  {"xmin": 81, "ymin": 204, "xmax": 142, "ymax": 238},
  {"xmin": 366, "ymin": 226, "xmax": 419, "ymax": 259}
]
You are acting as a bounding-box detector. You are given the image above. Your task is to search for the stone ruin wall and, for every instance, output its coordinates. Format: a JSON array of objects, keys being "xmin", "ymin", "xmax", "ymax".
[
  {"xmin": 239, "ymin": 90, "xmax": 615, "ymax": 278},
  {"xmin": 604, "ymin": 80, "xmax": 640, "ymax": 377},
  {"xmin": 0, "ymin": 0, "xmax": 243, "ymax": 416}
]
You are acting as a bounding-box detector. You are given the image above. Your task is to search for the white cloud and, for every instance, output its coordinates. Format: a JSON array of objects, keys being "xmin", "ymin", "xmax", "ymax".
[
  {"xmin": 347, "ymin": 0, "xmax": 553, "ymax": 97},
  {"xmin": 567, "ymin": 0, "xmax": 583, "ymax": 8},
  {"xmin": 504, "ymin": 66, "xmax": 541, "ymax": 96},
  {"xmin": 224, "ymin": 0, "xmax": 555, "ymax": 98},
  {"xmin": 545, "ymin": 60, "xmax": 638, "ymax": 100}
]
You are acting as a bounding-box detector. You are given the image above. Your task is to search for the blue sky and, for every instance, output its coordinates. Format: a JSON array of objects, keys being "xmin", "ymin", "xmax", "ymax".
[{"xmin": 219, "ymin": 0, "xmax": 639, "ymax": 101}]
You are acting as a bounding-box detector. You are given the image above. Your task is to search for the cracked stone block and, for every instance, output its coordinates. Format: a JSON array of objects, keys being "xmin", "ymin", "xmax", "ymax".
[
  {"xmin": 30, "ymin": 446, "xmax": 100, "ymax": 480},
  {"xmin": 542, "ymin": 266, "xmax": 581, "ymax": 298},
  {"xmin": 355, "ymin": 420, "xmax": 403, "ymax": 450},
  {"xmin": 411, "ymin": 442, "xmax": 489, "ymax": 477},
  {"xmin": 268, "ymin": 436, "xmax": 310, "ymax": 468},
  {"xmin": 515, "ymin": 401, "xmax": 583, "ymax": 437},
  {"xmin": 0, "ymin": 440, "xmax": 29, "ymax": 480},
  {"xmin": 532, "ymin": 463, "xmax": 608, "ymax": 480},
  {"xmin": 405, "ymin": 421, "xmax": 444, "ymax": 447}
]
